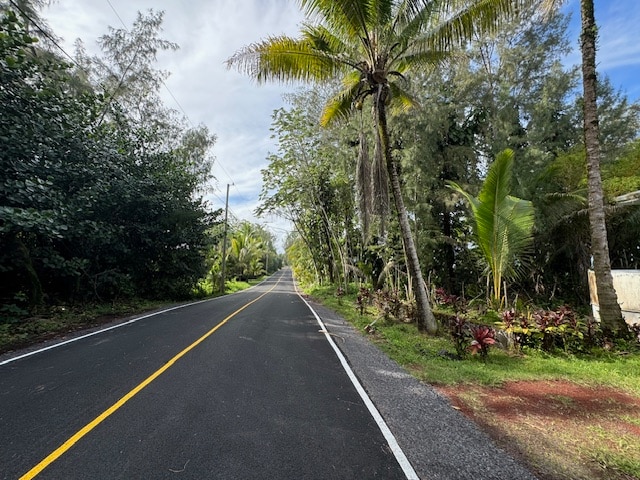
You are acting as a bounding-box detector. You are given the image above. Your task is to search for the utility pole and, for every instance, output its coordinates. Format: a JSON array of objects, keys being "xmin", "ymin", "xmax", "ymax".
[{"xmin": 220, "ymin": 183, "xmax": 231, "ymax": 294}]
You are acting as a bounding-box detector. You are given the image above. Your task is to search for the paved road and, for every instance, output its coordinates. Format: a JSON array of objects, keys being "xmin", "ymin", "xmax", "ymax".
[
  {"xmin": 1, "ymin": 269, "xmax": 536, "ymax": 479},
  {"xmin": 1, "ymin": 271, "xmax": 408, "ymax": 479}
]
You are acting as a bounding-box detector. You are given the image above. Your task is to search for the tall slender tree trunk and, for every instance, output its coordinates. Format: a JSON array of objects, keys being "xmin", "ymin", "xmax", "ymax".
[
  {"xmin": 580, "ymin": 0, "xmax": 627, "ymax": 337},
  {"xmin": 376, "ymin": 87, "xmax": 437, "ymax": 334},
  {"xmin": 290, "ymin": 215, "xmax": 321, "ymax": 283}
]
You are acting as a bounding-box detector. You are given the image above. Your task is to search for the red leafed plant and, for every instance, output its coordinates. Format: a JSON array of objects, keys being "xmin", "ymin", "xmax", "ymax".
[{"xmin": 468, "ymin": 325, "xmax": 496, "ymax": 358}]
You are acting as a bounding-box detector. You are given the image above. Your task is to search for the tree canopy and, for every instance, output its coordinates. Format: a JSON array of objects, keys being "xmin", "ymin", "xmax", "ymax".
[{"xmin": 0, "ymin": 9, "xmax": 219, "ymax": 320}]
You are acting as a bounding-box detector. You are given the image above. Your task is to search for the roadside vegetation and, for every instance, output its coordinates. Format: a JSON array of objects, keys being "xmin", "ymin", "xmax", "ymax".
[
  {"xmin": 0, "ymin": 9, "xmax": 281, "ymax": 351},
  {"xmin": 0, "ymin": 277, "xmax": 264, "ymax": 354},
  {"xmin": 305, "ymin": 282, "xmax": 640, "ymax": 480}
]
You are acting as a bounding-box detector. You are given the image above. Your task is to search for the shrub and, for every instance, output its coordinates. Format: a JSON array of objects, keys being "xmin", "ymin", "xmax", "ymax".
[
  {"xmin": 449, "ymin": 315, "xmax": 468, "ymax": 358},
  {"xmin": 495, "ymin": 305, "xmax": 603, "ymax": 353},
  {"xmin": 356, "ymin": 287, "xmax": 372, "ymax": 315},
  {"xmin": 468, "ymin": 324, "xmax": 496, "ymax": 358}
]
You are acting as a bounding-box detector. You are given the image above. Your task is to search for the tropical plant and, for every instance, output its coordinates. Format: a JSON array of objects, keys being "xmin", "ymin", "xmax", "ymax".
[
  {"xmin": 449, "ymin": 149, "xmax": 535, "ymax": 304},
  {"xmin": 227, "ymin": 222, "xmax": 265, "ymax": 280},
  {"xmin": 468, "ymin": 324, "xmax": 496, "ymax": 358},
  {"xmin": 450, "ymin": 315, "xmax": 469, "ymax": 358},
  {"xmin": 227, "ymin": 0, "xmax": 537, "ymax": 334}
]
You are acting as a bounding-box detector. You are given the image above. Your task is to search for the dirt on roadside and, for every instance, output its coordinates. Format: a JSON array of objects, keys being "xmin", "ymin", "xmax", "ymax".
[{"xmin": 436, "ymin": 380, "xmax": 640, "ymax": 480}]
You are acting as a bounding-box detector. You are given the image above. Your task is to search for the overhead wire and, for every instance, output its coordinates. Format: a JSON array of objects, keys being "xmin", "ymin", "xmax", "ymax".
[
  {"xmin": 8, "ymin": 0, "xmax": 239, "ymax": 207},
  {"xmin": 7, "ymin": 0, "xmax": 87, "ymax": 71},
  {"xmin": 103, "ymin": 0, "xmax": 238, "ymax": 192}
]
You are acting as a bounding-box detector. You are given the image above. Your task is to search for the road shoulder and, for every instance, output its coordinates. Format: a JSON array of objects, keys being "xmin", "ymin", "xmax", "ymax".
[{"xmin": 306, "ymin": 299, "xmax": 538, "ymax": 480}]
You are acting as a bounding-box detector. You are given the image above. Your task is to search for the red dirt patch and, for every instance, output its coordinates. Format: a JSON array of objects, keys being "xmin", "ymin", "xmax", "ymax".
[{"xmin": 436, "ymin": 380, "xmax": 640, "ymax": 480}]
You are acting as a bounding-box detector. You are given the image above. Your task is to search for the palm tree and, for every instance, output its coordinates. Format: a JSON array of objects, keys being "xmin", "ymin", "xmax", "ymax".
[
  {"xmin": 542, "ymin": 0, "xmax": 627, "ymax": 337},
  {"xmin": 449, "ymin": 149, "xmax": 535, "ymax": 305},
  {"xmin": 229, "ymin": 223, "xmax": 264, "ymax": 280},
  {"xmin": 227, "ymin": 0, "xmax": 535, "ymax": 334}
]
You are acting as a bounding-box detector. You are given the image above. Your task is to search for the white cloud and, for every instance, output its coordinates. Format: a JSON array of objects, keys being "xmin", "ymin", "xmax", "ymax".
[
  {"xmin": 561, "ymin": 0, "xmax": 640, "ymax": 96},
  {"xmin": 596, "ymin": 2, "xmax": 640, "ymax": 72}
]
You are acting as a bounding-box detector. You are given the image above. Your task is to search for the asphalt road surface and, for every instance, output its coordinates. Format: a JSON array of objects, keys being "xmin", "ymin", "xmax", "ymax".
[{"xmin": 0, "ymin": 269, "xmax": 536, "ymax": 479}]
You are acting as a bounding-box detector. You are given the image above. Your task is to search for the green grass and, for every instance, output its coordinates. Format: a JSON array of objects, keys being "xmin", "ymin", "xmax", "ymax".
[
  {"xmin": 592, "ymin": 435, "xmax": 640, "ymax": 478},
  {"xmin": 0, "ymin": 299, "xmax": 167, "ymax": 354},
  {"xmin": 306, "ymin": 284, "xmax": 640, "ymax": 395},
  {"xmin": 224, "ymin": 277, "xmax": 264, "ymax": 294}
]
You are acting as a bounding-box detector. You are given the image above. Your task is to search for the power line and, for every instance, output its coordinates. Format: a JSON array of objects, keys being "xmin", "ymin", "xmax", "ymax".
[
  {"xmin": 7, "ymin": 0, "xmax": 242, "ymax": 217},
  {"xmin": 103, "ymin": 0, "xmax": 238, "ymax": 188},
  {"xmin": 105, "ymin": 0, "xmax": 127, "ymax": 28},
  {"xmin": 13, "ymin": 0, "xmax": 239, "ymax": 190},
  {"xmin": 7, "ymin": 0, "xmax": 88, "ymax": 73},
  {"xmin": 105, "ymin": 0, "xmax": 193, "ymax": 123}
]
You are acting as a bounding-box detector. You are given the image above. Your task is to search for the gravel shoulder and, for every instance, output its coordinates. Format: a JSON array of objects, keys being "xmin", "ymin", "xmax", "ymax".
[{"xmin": 307, "ymin": 299, "xmax": 538, "ymax": 480}]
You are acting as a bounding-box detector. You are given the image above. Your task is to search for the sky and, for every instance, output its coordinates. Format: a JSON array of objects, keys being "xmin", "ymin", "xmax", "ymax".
[{"xmin": 41, "ymin": 0, "xmax": 640, "ymax": 251}]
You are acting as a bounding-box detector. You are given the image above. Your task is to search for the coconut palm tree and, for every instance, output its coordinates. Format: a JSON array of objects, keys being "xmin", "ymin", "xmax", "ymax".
[
  {"xmin": 229, "ymin": 222, "xmax": 265, "ymax": 280},
  {"xmin": 541, "ymin": 0, "xmax": 627, "ymax": 337},
  {"xmin": 449, "ymin": 149, "xmax": 535, "ymax": 305},
  {"xmin": 227, "ymin": 0, "xmax": 536, "ymax": 334}
]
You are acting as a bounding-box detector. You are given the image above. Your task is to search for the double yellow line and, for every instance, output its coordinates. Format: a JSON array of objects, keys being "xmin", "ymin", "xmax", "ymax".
[{"xmin": 21, "ymin": 277, "xmax": 280, "ymax": 479}]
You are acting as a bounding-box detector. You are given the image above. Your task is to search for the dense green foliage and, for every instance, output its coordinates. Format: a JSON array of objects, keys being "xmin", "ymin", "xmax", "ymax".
[
  {"xmin": 0, "ymin": 11, "xmax": 219, "ymax": 321},
  {"xmin": 199, "ymin": 221, "xmax": 281, "ymax": 295},
  {"xmin": 264, "ymin": 8, "xmax": 639, "ymax": 330}
]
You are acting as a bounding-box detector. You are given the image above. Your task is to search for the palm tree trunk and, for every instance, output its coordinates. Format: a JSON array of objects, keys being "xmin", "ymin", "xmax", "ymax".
[
  {"xmin": 580, "ymin": 0, "xmax": 627, "ymax": 337},
  {"xmin": 375, "ymin": 87, "xmax": 437, "ymax": 334}
]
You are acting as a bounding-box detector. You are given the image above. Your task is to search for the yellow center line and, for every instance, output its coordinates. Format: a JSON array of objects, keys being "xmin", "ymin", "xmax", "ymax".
[{"xmin": 21, "ymin": 276, "xmax": 281, "ymax": 479}]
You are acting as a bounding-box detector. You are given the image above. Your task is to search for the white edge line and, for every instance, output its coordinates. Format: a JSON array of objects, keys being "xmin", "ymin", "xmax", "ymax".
[
  {"xmin": 0, "ymin": 274, "xmax": 275, "ymax": 367},
  {"xmin": 0, "ymin": 301, "xmax": 206, "ymax": 367},
  {"xmin": 295, "ymin": 286, "xmax": 420, "ymax": 480}
]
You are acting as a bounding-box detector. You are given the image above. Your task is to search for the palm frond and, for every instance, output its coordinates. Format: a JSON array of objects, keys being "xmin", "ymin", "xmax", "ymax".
[
  {"xmin": 299, "ymin": 0, "xmax": 373, "ymax": 40},
  {"xmin": 319, "ymin": 72, "xmax": 363, "ymax": 125},
  {"xmin": 448, "ymin": 180, "xmax": 480, "ymax": 212},
  {"xmin": 302, "ymin": 23, "xmax": 348, "ymax": 55},
  {"xmin": 226, "ymin": 35, "xmax": 340, "ymax": 84},
  {"xmin": 388, "ymin": 82, "xmax": 419, "ymax": 115},
  {"xmin": 422, "ymin": 0, "xmax": 539, "ymax": 52},
  {"xmin": 539, "ymin": 0, "xmax": 564, "ymax": 18},
  {"xmin": 392, "ymin": 0, "xmax": 441, "ymax": 40},
  {"xmin": 537, "ymin": 191, "xmax": 588, "ymax": 230},
  {"xmin": 394, "ymin": 42, "xmax": 458, "ymax": 72},
  {"xmin": 372, "ymin": 0, "xmax": 395, "ymax": 27},
  {"xmin": 478, "ymin": 148, "xmax": 514, "ymax": 210},
  {"xmin": 377, "ymin": 259, "xmax": 397, "ymax": 288}
]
